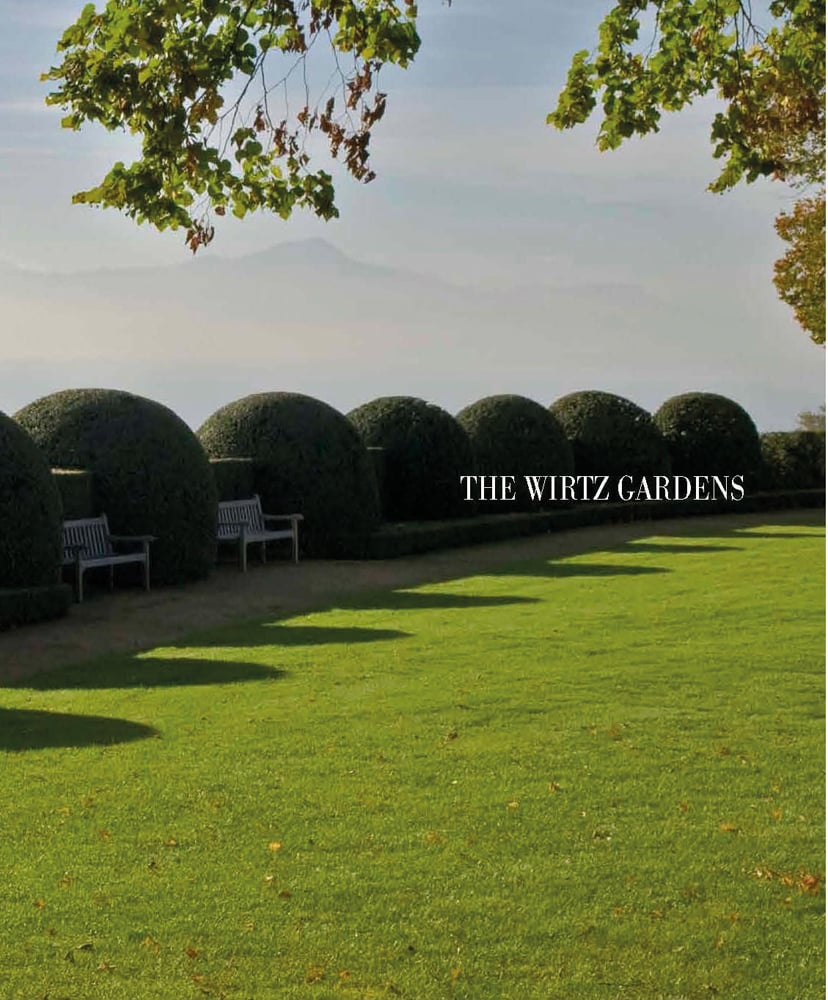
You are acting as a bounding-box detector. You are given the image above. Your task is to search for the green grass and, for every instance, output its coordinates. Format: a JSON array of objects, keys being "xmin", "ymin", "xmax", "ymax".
[{"xmin": 1, "ymin": 516, "xmax": 824, "ymax": 999}]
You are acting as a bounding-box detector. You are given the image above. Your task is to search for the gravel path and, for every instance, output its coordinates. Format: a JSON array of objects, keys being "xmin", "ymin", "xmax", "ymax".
[{"xmin": 0, "ymin": 509, "xmax": 819, "ymax": 683}]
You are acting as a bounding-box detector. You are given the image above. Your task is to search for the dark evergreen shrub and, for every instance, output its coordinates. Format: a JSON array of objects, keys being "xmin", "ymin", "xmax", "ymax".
[
  {"xmin": 549, "ymin": 390, "xmax": 670, "ymax": 481},
  {"xmin": 456, "ymin": 394, "xmax": 574, "ymax": 510},
  {"xmin": 654, "ymin": 392, "xmax": 762, "ymax": 481},
  {"xmin": 15, "ymin": 390, "xmax": 217, "ymax": 584},
  {"xmin": 348, "ymin": 396, "xmax": 474, "ymax": 521},
  {"xmin": 210, "ymin": 457, "xmax": 256, "ymax": 501},
  {"xmin": 761, "ymin": 431, "xmax": 826, "ymax": 490},
  {"xmin": 0, "ymin": 411, "xmax": 63, "ymax": 588},
  {"xmin": 198, "ymin": 392, "xmax": 380, "ymax": 556},
  {"xmin": 52, "ymin": 468, "xmax": 94, "ymax": 518}
]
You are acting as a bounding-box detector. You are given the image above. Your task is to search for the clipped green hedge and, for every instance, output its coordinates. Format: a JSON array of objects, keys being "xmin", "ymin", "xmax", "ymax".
[
  {"xmin": 654, "ymin": 392, "xmax": 762, "ymax": 483},
  {"xmin": 0, "ymin": 411, "xmax": 63, "ymax": 589},
  {"xmin": 348, "ymin": 396, "xmax": 474, "ymax": 521},
  {"xmin": 550, "ymin": 390, "xmax": 670, "ymax": 484},
  {"xmin": 210, "ymin": 457, "xmax": 256, "ymax": 501},
  {"xmin": 16, "ymin": 389, "xmax": 217, "ymax": 585},
  {"xmin": 361, "ymin": 489, "xmax": 824, "ymax": 559},
  {"xmin": 0, "ymin": 584, "xmax": 72, "ymax": 632},
  {"xmin": 198, "ymin": 392, "xmax": 380, "ymax": 557},
  {"xmin": 761, "ymin": 431, "xmax": 825, "ymax": 490},
  {"xmin": 52, "ymin": 468, "xmax": 94, "ymax": 519},
  {"xmin": 456, "ymin": 394, "xmax": 574, "ymax": 510}
]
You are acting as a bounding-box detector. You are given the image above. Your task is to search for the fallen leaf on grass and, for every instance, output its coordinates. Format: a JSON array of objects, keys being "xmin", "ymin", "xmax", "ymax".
[
  {"xmin": 450, "ymin": 967, "xmax": 462, "ymax": 982},
  {"xmin": 185, "ymin": 947, "xmax": 200, "ymax": 959},
  {"xmin": 718, "ymin": 822, "xmax": 739, "ymax": 834},
  {"xmin": 268, "ymin": 841, "xmax": 283, "ymax": 852},
  {"xmin": 306, "ymin": 965, "xmax": 325, "ymax": 983},
  {"xmin": 507, "ymin": 800, "xmax": 519, "ymax": 811},
  {"xmin": 33, "ymin": 899, "xmax": 45, "ymax": 910},
  {"xmin": 548, "ymin": 782, "xmax": 561, "ymax": 793},
  {"xmin": 746, "ymin": 866, "xmax": 823, "ymax": 894}
]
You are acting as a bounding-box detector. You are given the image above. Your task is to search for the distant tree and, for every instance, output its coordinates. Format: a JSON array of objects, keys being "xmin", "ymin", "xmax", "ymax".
[
  {"xmin": 44, "ymin": 0, "xmax": 824, "ymax": 339},
  {"xmin": 773, "ymin": 195, "xmax": 825, "ymax": 344},
  {"xmin": 797, "ymin": 404, "xmax": 826, "ymax": 432},
  {"xmin": 549, "ymin": 0, "xmax": 824, "ymax": 344}
]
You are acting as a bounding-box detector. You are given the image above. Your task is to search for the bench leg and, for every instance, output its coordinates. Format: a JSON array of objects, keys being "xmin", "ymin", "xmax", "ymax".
[
  {"xmin": 292, "ymin": 528, "xmax": 299, "ymax": 564},
  {"xmin": 76, "ymin": 562, "xmax": 84, "ymax": 604},
  {"xmin": 260, "ymin": 541, "xmax": 267, "ymax": 565},
  {"xmin": 108, "ymin": 563, "xmax": 115, "ymax": 592},
  {"xmin": 143, "ymin": 553, "xmax": 151, "ymax": 592},
  {"xmin": 239, "ymin": 539, "xmax": 247, "ymax": 573}
]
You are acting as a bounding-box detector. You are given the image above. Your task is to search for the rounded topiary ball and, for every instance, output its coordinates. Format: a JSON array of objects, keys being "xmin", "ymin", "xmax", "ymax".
[
  {"xmin": 15, "ymin": 389, "xmax": 217, "ymax": 585},
  {"xmin": 456, "ymin": 394, "xmax": 574, "ymax": 510},
  {"xmin": 654, "ymin": 392, "xmax": 762, "ymax": 479},
  {"xmin": 0, "ymin": 411, "xmax": 62, "ymax": 587},
  {"xmin": 348, "ymin": 396, "xmax": 474, "ymax": 521},
  {"xmin": 198, "ymin": 392, "xmax": 380, "ymax": 556},
  {"xmin": 549, "ymin": 390, "xmax": 670, "ymax": 480}
]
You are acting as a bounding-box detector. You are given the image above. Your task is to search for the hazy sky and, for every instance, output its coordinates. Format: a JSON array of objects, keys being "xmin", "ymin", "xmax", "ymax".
[{"xmin": 0, "ymin": 0, "xmax": 823, "ymax": 430}]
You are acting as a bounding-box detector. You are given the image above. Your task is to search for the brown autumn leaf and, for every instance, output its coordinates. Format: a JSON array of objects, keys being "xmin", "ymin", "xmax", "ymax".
[
  {"xmin": 278, "ymin": 889, "xmax": 293, "ymax": 899},
  {"xmin": 719, "ymin": 822, "xmax": 739, "ymax": 834},
  {"xmin": 772, "ymin": 808, "xmax": 783, "ymax": 821},
  {"xmin": 99, "ymin": 829, "xmax": 111, "ymax": 841},
  {"xmin": 185, "ymin": 947, "xmax": 200, "ymax": 960},
  {"xmin": 798, "ymin": 872, "xmax": 822, "ymax": 895},
  {"xmin": 268, "ymin": 841, "xmax": 283, "ymax": 852},
  {"xmin": 507, "ymin": 800, "xmax": 519, "ymax": 811},
  {"xmin": 548, "ymin": 782, "xmax": 561, "ymax": 793},
  {"xmin": 34, "ymin": 899, "xmax": 45, "ymax": 909},
  {"xmin": 678, "ymin": 801, "xmax": 690, "ymax": 813},
  {"xmin": 306, "ymin": 965, "xmax": 325, "ymax": 983}
]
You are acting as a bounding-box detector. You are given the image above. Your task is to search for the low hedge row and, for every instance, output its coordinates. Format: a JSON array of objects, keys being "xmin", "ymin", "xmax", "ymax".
[
  {"xmin": 360, "ymin": 489, "xmax": 825, "ymax": 559},
  {"xmin": 0, "ymin": 584, "xmax": 73, "ymax": 632}
]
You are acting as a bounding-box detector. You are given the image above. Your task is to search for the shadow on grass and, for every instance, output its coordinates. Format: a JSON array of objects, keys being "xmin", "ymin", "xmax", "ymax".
[
  {"xmin": 727, "ymin": 530, "xmax": 825, "ymax": 540},
  {"xmin": 618, "ymin": 541, "xmax": 740, "ymax": 554},
  {"xmin": 334, "ymin": 592, "xmax": 541, "ymax": 611},
  {"xmin": 17, "ymin": 658, "xmax": 287, "ymax": 691},
  {"xmin": 493, "ymin": 562, "xmax": 670, "ymax": 579},
  {"xmin": 0, "ymin": 707, "xmax": 158, "ymax": 751},
  {"xmin": 13, "ymin": 624, "xmax": 410, "ymax": 690}
]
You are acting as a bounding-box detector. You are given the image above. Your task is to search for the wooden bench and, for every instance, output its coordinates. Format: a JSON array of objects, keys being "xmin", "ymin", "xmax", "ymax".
[
  {"xmin": 62, "ymin": 514, "xmax": 155, "ymax": 603},
  {"xmin": 216, "ymin": 495, "xmax": 303, "ymax": 571}
]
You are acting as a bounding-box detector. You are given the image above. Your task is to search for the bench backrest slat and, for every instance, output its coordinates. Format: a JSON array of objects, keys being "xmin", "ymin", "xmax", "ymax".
[
  {"xmin": 216, "ymin": 495, "xmax": 265, "ymax": 538},
  {"xmin": 62, "ymin": 515, "xmax": 114, "ymax": 561}
]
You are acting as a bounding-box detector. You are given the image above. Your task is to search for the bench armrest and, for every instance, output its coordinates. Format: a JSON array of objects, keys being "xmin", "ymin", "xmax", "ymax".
[{"xmin": 262, "ymin": 513, "xmax": 304, "ymax": 524}]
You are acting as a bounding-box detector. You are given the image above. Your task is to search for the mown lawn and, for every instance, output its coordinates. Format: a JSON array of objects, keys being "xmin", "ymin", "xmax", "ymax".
[{"xmin": 1, "ymin": 517, "xmax": 824, "ymax": 999}]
